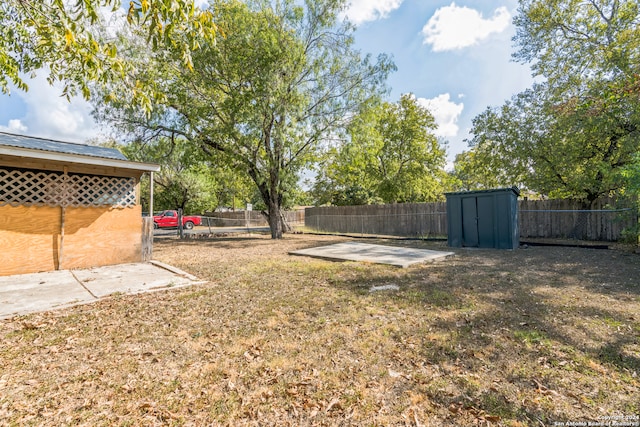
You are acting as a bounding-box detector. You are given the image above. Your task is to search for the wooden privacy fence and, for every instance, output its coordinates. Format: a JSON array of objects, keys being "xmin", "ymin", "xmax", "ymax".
[
  {"xmin": 305, "ymin": 203, "xmax": 447, "ymax": 238},
  {"xmin": 202, "ymin": 209, "xmax": 305, "ymax": 227},
  {"xmin": 305, "ymin": 198, "xmax": 637, "ymax": 241},
  {"xmin": 519, "ymin": 198, "xmax": 636, "ymax": 241}
]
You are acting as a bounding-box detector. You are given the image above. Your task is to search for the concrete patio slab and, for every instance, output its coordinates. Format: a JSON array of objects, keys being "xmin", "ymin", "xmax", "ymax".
[
  {"xmin": 73, "ymin": 261, "xmax": 196, "ymax": 298},
  {"xmin": 290, "ymin": 242, "xmax": 454, "ymax": 268},
  {"xmin": 0, "ymin": 262, "xmax": 203, "ymax": 320},
  {"xmin": 0, "ymin": 270, "xmax": 95, "ymax": 318}
]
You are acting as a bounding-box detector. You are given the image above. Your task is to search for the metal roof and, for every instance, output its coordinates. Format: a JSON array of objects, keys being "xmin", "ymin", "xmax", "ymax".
[
  {"xmin": 0, "ymin": 131, "xmax": 127, "ymax": 160},
  {"xmin": 445, "ymin": 186, "xmax": 521, "ymax": 197},
  {"xmin": 0, "ymin": 131, "xmax": 160, "ymax": 173}
]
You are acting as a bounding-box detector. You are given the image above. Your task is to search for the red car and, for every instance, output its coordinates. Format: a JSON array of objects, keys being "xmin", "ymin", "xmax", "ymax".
[{"xmin": 153, "ymin": 210, "xmax": 202, "ymax": 230}]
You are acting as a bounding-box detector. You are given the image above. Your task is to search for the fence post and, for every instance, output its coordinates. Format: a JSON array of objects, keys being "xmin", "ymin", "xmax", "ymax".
[
  {"xmin": 177, "ymin": 208, "xmax": 184, "ymax": 239},
  {"xmin": 141, "ymin": 217, "xmax": 154, "ymax": 261}
]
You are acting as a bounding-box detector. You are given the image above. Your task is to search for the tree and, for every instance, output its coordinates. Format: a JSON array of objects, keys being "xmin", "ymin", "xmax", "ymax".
[
  {"xmin": 460, "ymin": 0, "xmax": 640, "ymax": 202},
  {"xmin": 0, "ymin": 0, "xmax": 215, "ymax": 106},
  {"xmin": 93, "ymin": 0, "xmax": 393, "ymax": 238},
  {"xmin": 513, "ymin": 0, "xmax": 639, "ymax": 87},
  {"xmin": 313, "ymin": 94, "xmax": 448, "ymax": 205},
  {"xmin": 466, "ymin": 81, "xmax": 640, "ymax": 202},
  {"xmin": 120, "ymin": 138, "xmax": 228, "ymax": 213},
  {"xmin": 451, "ymin": 149, "xmax": 518, "ymax": 192},
  {"xmin": 210, "ymin": 165, "xmax": 256, "ymax": 212},
  {"xmin": 619, "ymin": 153, "xmax": 640, "ymax": 242}
]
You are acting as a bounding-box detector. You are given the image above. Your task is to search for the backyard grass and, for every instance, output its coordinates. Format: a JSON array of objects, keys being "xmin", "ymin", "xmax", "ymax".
[{"xmin": 1, "ymin": 233, "xmax": 639, "ymax": 426}]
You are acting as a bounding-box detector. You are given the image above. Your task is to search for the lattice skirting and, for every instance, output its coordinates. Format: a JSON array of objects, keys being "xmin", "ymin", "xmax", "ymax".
[{"xmin": 0, "ymin": 168, "xmax": 136, "ymax": 208}]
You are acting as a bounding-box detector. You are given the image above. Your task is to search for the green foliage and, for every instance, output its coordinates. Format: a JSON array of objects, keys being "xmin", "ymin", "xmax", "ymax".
[
  {"xmin": 458, "ymin": 0, "xmax": 640, "ymax": 202},
  {"xmin": 0, "ymin": 0, "xmax": 215, "ymax": 106},
  {"xmin": 94, "ymin": 0, "xmax": 393, "ymax": 238},
  {"xmin": 120, "ymin": 138, "xmax": 252, "ymax": 214},
  {"xmin": 513, "ymin": 0, "xmax": 640, "ymax": 87},
  {"xmin": 620, "ymin": 154, "xmax": 640, "ymax": 196},
  {"xmin": 450, "ymin": 149, "xmax": 516, "ymax": 191},
  {"xmin": 619, "ymin": 154, "xmax": 640, "ymax": 243},
  {"xmin": 210, "ymin": 165, "xmax": 256, "ymax": 212},
  {"xmin": 464, "ymin": 80, "xmax": 640, "ymax": 201},
  {"xmin": 313, "ymin": 94, "xmax": 448, "ymax": 205}
]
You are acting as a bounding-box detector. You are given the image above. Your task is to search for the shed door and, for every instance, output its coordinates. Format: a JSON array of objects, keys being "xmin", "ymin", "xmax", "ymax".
[
  {"xmin": 476, "ymin": 195, "xmax": 495, "ymax": 248},
  {"xmin": 461, "ymin": 197, "xmax": 479, "ymax": 247},
  {"xmin": 461, "ymin": 195, "xmax": 496, "ymax": 248}
]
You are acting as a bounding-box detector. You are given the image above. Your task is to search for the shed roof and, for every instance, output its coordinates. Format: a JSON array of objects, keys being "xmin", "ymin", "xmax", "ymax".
[
  {"xmin": 0, "ymin": 132, "xmax": 159, "ymax": 174},
  {"xmin": 445, "ymin": 187, "xmax": 520, "ymax": 197},
  {"xmin": 0, "ymin": 131, "xmax": 127, "ymax": 160}
]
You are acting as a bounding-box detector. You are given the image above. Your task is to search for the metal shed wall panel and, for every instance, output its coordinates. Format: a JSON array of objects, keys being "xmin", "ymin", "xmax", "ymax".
[{"xmin": 446, "ymin": 188, "xmax": 520, "ymax": 250}]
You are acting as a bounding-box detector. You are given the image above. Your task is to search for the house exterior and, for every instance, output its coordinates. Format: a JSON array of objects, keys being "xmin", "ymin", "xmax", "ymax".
[{"xmin": 0, "ymin": 132, "xmax": 160, "ymax": 276}]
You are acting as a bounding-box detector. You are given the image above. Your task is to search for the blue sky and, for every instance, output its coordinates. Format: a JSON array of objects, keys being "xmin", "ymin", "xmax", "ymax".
[
  {"xmin": 344, "ymin": 0, "xmax": 534, "ymax": 164},
  {"xmin": 0, "ymin": 0, "xmax": 534, "ymax": 165}
]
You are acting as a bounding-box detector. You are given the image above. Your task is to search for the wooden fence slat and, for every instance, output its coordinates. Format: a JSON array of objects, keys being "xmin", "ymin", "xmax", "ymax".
[{"xmin": 305, "ymin": 197, "xmax": 637, "ymax": 242}]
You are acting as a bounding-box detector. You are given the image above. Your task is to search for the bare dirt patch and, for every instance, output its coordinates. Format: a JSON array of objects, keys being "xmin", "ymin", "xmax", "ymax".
[{"xmin": 1, "ymin": 233, "xmax": 639, "ymax": 426}]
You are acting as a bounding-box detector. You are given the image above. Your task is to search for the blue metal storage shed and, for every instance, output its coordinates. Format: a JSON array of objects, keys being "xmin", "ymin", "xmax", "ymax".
[{"xmin": 446, "ymin": 187, "xmax": 520, "ymax": 249}]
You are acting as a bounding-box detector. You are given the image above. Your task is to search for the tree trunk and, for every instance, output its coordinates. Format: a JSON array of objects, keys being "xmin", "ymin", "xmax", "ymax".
[
  {"xmin": 250, "ymin": 167, "xmax": 287, "ymax": 239},
  {"xmin": 279, "ymin": 210, "xmax": 292, "ymax": 234},
  {"xmin": 267, "ymin": 196, "xmax": 284, "ymax": 239}
]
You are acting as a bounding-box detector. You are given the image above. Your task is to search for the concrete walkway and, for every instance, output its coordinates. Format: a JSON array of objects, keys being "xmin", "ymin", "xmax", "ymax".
[
  {"xmin": 0, "ymin": 261, "xmax": 203, "ymax": 319},
  {"xmin": 290, "ymin": 242, "xmax": 454, "ymax": 268}
]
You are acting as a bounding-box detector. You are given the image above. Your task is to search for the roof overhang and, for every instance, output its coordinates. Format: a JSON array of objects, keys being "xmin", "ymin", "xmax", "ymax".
[{"xmin": 0, "ymin": 145, "xmax": 160, "ymax": 175}]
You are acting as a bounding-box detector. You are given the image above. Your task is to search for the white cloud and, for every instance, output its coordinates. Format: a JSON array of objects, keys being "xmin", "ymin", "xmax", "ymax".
[
  {"xmin": 12, "ymin": 74, "xmax": 101, "ymax": 143},
  {"xmin": 416, "ymin": 93, "xmax": 464, "ymax": 138},
  {"xmin": 421, "ymin": 3, "xmax": 511, "ymax": 52},
  {"xmin": 0, "ymin": 119, "xmax": 28, "ymax": 133},
  {"xmin": 342, "ymin": 0, "xmax": 403, "ymax": 25}
]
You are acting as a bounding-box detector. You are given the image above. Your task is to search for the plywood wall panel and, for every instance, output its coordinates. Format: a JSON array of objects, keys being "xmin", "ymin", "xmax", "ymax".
[
  {"xmin": 0, "ymin": 206, "xmax": 61, "ymax": 275},
  {"xmin": 0, "ymin": 205, "xmax": 143, "ymax": 276},
  {"xmin": 62, "ymin": 206, "xmax": 142, "ymax": 270}
]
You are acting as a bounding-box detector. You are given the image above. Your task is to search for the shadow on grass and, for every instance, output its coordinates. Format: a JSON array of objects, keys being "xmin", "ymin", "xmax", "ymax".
[
  {"xmin": 156, "ymin": 236, "xmax": 268, "ymax": 249},
  {"xmin": 326, "ymin": 244, "xmax": 640, "ymax": 423}
]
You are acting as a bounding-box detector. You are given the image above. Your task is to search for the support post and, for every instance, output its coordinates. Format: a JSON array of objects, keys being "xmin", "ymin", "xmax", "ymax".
[
  {"xmin": 149, "ymin": 171, "xmax": 154, "ymax": 217},
  {"xmin": 58, "ymin": 206, "xmax": 65, "ymax": 270},
  {"xmin": 141, "ymin": 217, "xmax": 154, "ymax": 261},
  {"xmin": 58, "ymin": 166, "xmax": 69, "ymax": 270}
]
